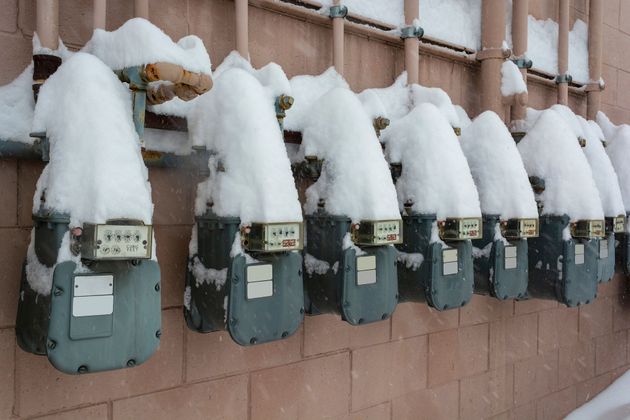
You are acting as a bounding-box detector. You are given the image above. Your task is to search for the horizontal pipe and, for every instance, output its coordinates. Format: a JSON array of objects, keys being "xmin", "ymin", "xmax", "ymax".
[{"xmin": 0, "ymin": 140, "xmax": 44, "ymax": 160}]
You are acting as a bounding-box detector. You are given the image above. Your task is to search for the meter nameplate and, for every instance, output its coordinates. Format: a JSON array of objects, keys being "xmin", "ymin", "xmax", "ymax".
[
  {"xmin": 599, "ymin": 240, "xmax": 609, "ymax": 259},
  {"xmin": 504, "ymin": 246, "xmax": 518, "ymax": 270},
  {"xmin": 502, "ymin": 218, "xmax": 539, "ymax": 239},
  {"xmin": 72, "ymin": 274, "xmax": 114, "ymax": 317},
  {"xmin": 439, "ymin": 218, "xmax": 482, "ymax": 241},
  {"xmin": 352, "ymin": 220, "xmax": 402, "ymax": 246},
  {"xmin": 442, "ymin": 249, "xmax": 459, "ymax": 275},
  {"xmin": 575, "ymin": 244, "xmax": 585, "ymax": 265},
  {"xmin": 246, "ymin": 264, "xmax": 273, "ymax": 299},
  {"xmin": 356, "ymin": 256, "xmax": 377, "ymax": 285},
  {"xmin": 82, "ymin": 224, "xmax": 153, "ymax": 260},
  {"xmin": 241, "ymin": 222, "xmax": 303, "ymax": 252},
  {"xmin": 571, "ymin": 220, "xmax": 605, "ymax": 239},
  {"xmin": 615, "ymin": 216, "xmax": 626, "ymax": 233}
]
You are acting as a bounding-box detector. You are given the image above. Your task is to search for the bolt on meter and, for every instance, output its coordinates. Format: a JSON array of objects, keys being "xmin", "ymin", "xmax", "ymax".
[{"xmin": 185, "ymin": 213, "xmax": 305, "ymax": 346}]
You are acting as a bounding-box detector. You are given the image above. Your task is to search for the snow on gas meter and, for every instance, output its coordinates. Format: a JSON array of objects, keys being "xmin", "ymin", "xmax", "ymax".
[
  {"xmin": 286, "ymin": 69, "xmax": 401, "ymax": 325},
  {"xmin": 460, "ymin": 111, "xmax": 539, "ymax": 300},
  {"xmin": 598, "ymin": 115, "xmax": 630, "ymax": 276},
  {"xmin": 378, "ymin": 102, "xmax": 480, "ymax": 311},
  {"xmin": 184, "ymin": 66, "xmax": 305, "ymax": 345},
  {"xmin": 15, "ymin": 53, "xmax": 161, "ymax": 374},
  {"xmin": 517, "ymin": 109, "xmax": 605, "ymax": 306}
]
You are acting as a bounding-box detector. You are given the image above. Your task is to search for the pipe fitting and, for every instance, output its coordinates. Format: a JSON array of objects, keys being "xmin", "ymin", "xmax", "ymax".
[
  {"xmin": 143, "ymin": 62, "xmax": 213, "ymax": 95},
  {"xmin": 373, "ymin": 116, "xmax": 390, "ymax": 137},
  {"xmin": 555, "ymin": 73, "xmax": 573, "ymax": 84},
  {"xmin": 400, "ymin": 25, "xmax": 424, "ymax": 39},
  {"xmin": 277, "ymin": 94, "xmax": 294, "ymax": 111},
  {"xmin": 511, "ymin": 57, "xmax": 533, "ymax": 69},
  {"xmin": 329, "ymin": 5, "xmax": 348, "ymax": 18}
]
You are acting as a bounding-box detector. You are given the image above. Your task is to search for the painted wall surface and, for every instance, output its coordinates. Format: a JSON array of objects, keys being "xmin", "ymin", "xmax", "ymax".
[{"xmin": 1, "ymin": 1, "xmax": 630, "ymax": 419}]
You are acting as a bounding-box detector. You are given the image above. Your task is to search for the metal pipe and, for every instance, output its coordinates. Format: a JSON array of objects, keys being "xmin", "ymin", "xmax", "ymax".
[
  {"xmin": 332, "ymin": 0, "xmax": 344, "ymax": 75},
  {"xmin": 93, "ymin": 0, "xmax": 106, "ymax": 30},
  {"xmin": 479, "ymin": 0, "xmax": 506, "ymax": 115},
  {"xmin": 143, "ymin": 62, "xmax": 213, "ymax": 93},
  {"xmin": 511, "ymin": 0, "xmax": 528, "ymax": 122},
  {"xmin": 557, "ymin": 0, "xmax": 570, "ymax": 105},
  {"xmin": 235, "ymin": 0, "xmax": 249, "ymax": 59},
  {"xmin": 587, "ymin": 0, "xmax": 604, "ymax": 120},
  {"xmin": 134, "ymin": 0, "xmax": 149, "ymax": 19},
  {"xmin": 404, "ymin": 0, "xmax": 420, "ymax": 84},
  {"xmin": 36, "ymin": 0, "xmax": 59, "ymax": 50}
]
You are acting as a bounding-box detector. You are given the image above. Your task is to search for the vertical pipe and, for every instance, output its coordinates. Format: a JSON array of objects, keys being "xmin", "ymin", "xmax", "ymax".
[
  {"xmin": 480, "ymin": 0, "xmax": 506, "ymax": 115},
  {"xmin": 511, "ymin": 0, "xmax": 528, "ymax": 123},
  {"xmin": 404, "ymin": 0, "xmax": 420, "ymax": 85},
  {"xmin": 235, "ymin": 0, "xmax": 249, "ymax": 59},
  {"xmin": 557, "ymin": 0, "xmax": 570, "ymax": 105},
  {"xmin": 93, "ymin": 0, "xmax": 107, "ymax": 30},
  {"xmin": 134, "ymin": 0, "xmax": 149, "ymax": 19},
  {"xmin": 332, "ymin": 0, "xmax": 344, "ymax": 75},
  {"xmin": 36, "ymin": 0, "xmax": 59, "ymax": 50},
  {"xmin": 587, "ymin": 0, "xmax": 603, "ymax": 120}
]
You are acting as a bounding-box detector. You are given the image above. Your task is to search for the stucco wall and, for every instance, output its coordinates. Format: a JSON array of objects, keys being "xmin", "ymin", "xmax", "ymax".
[{"xmin": 1, "ymin": 1, "xmax": 630, "ymax": 419}]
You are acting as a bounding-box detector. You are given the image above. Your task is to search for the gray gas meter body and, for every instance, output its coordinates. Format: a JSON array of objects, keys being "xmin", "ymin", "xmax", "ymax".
[
  {"xmin": 613, "ymin": 214, "xmax": 630, "ymax": 276},
  {"xmin": 16, "ymin": 211, "xmax": 70, "ymax": 355},
  {"xmin": 15, "ymin": 212, "xmax": 161, "ymax": 374},
  {"xmin": 304, "ymin": 211, "xmax": 398, "ymax": 325},
  {"xmin": 472, "ymin": 215, "xmax": 533, "ymax": 300},
  {"xmin": 397, "ymin": 213, "xmax": 474, "ymax": 311},
  {"xmin": 185, "ymin": 212, "xmax": 304, "ymax": 346},
  {"xmin": 597, "ymin": 215, "xmax": 623, "ymax": 282},
  {"xmin": 527, "ymin": 215, "xmax": 599, "ymax": 306}
]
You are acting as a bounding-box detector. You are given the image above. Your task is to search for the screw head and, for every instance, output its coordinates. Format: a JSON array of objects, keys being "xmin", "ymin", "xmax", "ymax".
[
  {"xmin": 154, "ymin": 283, "xmax": 160, "ymax": 292},
  {"xmin": 47, "ymin": 340, "xmax": 56, "ymax": 350},
  {"xmin": 155, "ymin": 330, "xmax": 161, "ymax": 338},
  {"xmin": 127, "ymin": 359, "xmax": 136, "ymax": 367},
  {"xmin": 53, "ymin": 287, "xmax": 63, "ymax": 296},
  {"xmin": 77, "ymin": 365, "xmax": 88, "ymax": 374}
]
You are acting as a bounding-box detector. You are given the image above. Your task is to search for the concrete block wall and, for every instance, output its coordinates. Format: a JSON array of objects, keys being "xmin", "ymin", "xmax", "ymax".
[{"xmin": 1, "ymin": 1, "xmax": 629, "ymax": 419}]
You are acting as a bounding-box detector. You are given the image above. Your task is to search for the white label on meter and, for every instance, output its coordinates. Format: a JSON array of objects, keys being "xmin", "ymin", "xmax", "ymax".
[
  {"xmin": 96, "ymin": 225, "xmax": 152, "ymax": 259},
  {"xmin": 246, "ymin": 264, "xmax": 273, "ymax": 299},
  {"xmin": 265, "ymin": 223, "xmax": 301, "ymax": 251},
  {"xmin": 599, "ymin": 240, "xmax": 609, "ymax": 259},
  {"xmin": 72, "ymin": 275, "xmax": 114, "ymax": 317},
  {"xmin": 575, "ymin": 244, "xmax": 585, "ymax": 265},
  {"xmin": 504, "ymin": 246, "xmax": 518, "ymax": 270},
  {"xmin": 356, "ymin": 256, "xmax": 377, "ymax": 285},
  {"xmin": 442, "ymin": 248, "xmax": 459, "ymax": 275},
  {"xmin": 373, "ymin": 220, "xmax": 402, "ymax": 245}
]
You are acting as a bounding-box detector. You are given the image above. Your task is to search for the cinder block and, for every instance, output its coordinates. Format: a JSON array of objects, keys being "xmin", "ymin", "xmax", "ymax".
[
  {"xmin": 460, "ymin": 365, "xmax": 513, "ymax": 419},
  {"xmin": 536, "ymin": 386, "xmax": 577, "ymax": 420},
  {"xmin": 0, "ymin": 160, "xmax": 17, "ymax": 227},
  {"xmin": 513, "ymin": 350, "xmax": 559, "ymax": 406},
  {"xmin": 153, "ymin": 225, "xmax": 192, "ymax": 308},
  {"xmin": 35, "ymin": 404, "xmax": 108, "ymax": 420},
  {"xmin": 595, "ymin": 330, "xmax": 627, "ymax": 375},
  {"xmin": 538, "ymin": 307, "xmax": 578, "ymax": 354},
  {"xmin": 558, "ymin": 340, "xmax": 595, "ymax": 388},
  {"xmin": 459, "ymin": 294, "xmax": 513, "ymax": 327},
  {"xmin": 391, "ymin": 381, "xmax": 459, "ymax": 420},
  {"xmin": 489, "ymin": 313, "xmax": 538, "ymax": 369},
  {"xmin": 579, "ymin": 297, "xmax": 613, "ymax": 341},
  {"xmin": 576, "ymin": 372, "xmax": 613, "ymax": 406},
  {"xmin": 0, "ymin": 329, "xmax": 15, "ymax": 420},
  {"xmin": 0, "ymin": 228, "xmax": 29, "ymax": 328},
  {"xmin": 391, "ymin": 302, "xmax": 458, "ymax": 340}
]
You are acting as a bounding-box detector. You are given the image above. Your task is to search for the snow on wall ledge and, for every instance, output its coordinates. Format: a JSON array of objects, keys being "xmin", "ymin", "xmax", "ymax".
[
  {"xmin": 32, "ymin": 52, "xmax": 153, "ymax": 227},
  {"xmin": 460, "ymin": 111, "xmax": 537, "ymax": 220},
  {"xmin": 381, "ymin": 103, "xmax": 481, "ymax": 219},
  {"xmin": 84, "ymin": 18, "xmax": 212, "ymax": 74},
  {"xmin": 188, "ymin": 67, "xmax": 302, "ymax": 224},
  {"xmin": 517, "ymin": 109, "xmax": 604, "ymax": 221}
]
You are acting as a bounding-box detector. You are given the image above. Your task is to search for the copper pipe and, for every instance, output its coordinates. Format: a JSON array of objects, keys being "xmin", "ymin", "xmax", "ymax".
[
  {"xmin": 332, "ymin": 0, "xmax": 344, "ymax": 74},
  {"xmin": 134, "ymin": 0, "xmax": 149, "ymax": 19},
  {"xmin": 147, "ymin": 83, "xmax": 199, "ymax": 105},
  {"xmin": 511, "ymin": 0, "xmax": 528, "ymax": 122},
  {"xmin": 587, "ymin": 0, "xmax": 603, "ymax": 119},
  {"xmin": 93, "ymin": 0, "xmax": 106, "ymax": 30},
  {"xmin": 144, "ymin": 62, "xmax": 213, "ymax": 94},
  {"xmin": 235, "ymin": 0, "xmax": 249, "ymax": 58},
  {"xmin": 36, "ymin": 0, "xmax": 59, "ymax": 50},
  {"xmin": 404, "ymin": 0, "xmax": 420, "ymax": 84},
  {"xmin": 480, "ymin": 0, "xmax": 506, "ymax": 115},
  {"xmin": 557, "ymin": 0, "xmax": 569, "ymax": 105}
]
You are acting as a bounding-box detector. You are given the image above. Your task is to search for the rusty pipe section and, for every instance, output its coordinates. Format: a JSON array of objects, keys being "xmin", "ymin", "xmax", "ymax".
[
  {"xmin": 557, "ymin": 0, "xmax": 570, "ymax": 105},
  {"xmin": 332, "ymin": 0, "xmax": 345, "ymax": 75},
  {"xmin": 144, "ymin": 62, "xmax": 213, "ymax": 95},
  {"xmin": 134, "ymin": 0, "xmax": 149, "ymax": 19},
  {"xmin": 93, "ymin": 0, "xmax": 106, "ymax": 29},
  {"xmin": 146, "ymin": 83, "xmax": 200, "ymax": 105},
  {"xmin": 510, "ymin": 0, "xmax": 529, "ymax": 123},
  {"xmin": 587, "ymin": 0, "xmax": 604, "ymax": 119},
  {"xmin": 235, "ymin": 0, "xmax": 249, "ymax": 59},
  {"xmin": 404, "ymin": 0, "xmax": 420, "ymax": 84},
  {"xmin": 479, "ymin": 0, "xmax": 508, "ymax": 115}
]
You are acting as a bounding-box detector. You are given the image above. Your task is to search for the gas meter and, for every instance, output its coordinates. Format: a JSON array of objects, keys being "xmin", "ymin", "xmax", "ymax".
[
  {"xmin": 397, "ymin": 212, "xmax": 476, "ymax": 311},
  {"xmin": 16, "ymin": 213, "xmax": 161, "ymax": 375},
  {"xmin": 303, "ymin": 211, "xmax": 399, "ymax": 325},
  {"xmin": 185, "ymin": 212, "xmax": 304, "ymax": 346},
  {"xmin": 472, "ymin": 215, "xmax": 538, "ymax": 300},
  {"xmin": 527, "ymin": 215, "xmax": 601, "ymax": 306},
  {"xmin": 616, "ymin": 213, "xmax": 630, "ymax": 275}
]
